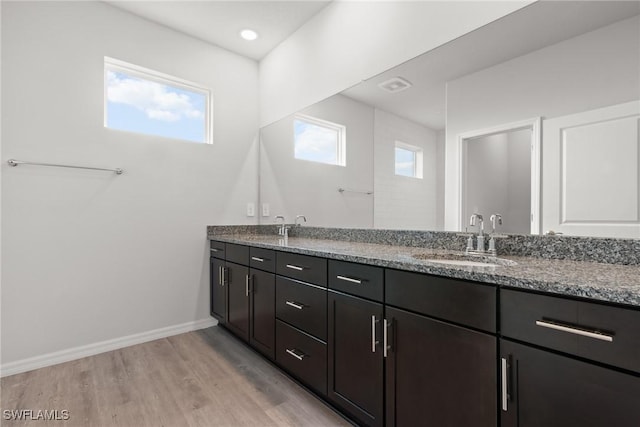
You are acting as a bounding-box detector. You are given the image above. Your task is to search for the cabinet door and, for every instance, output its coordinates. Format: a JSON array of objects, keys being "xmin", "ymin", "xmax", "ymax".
[
  {"xmin": 226, "ymin": 262, "xmax": 249, "ymax": 341},
  {"xmin": 328, "ymin": 291, "xmax": 383, "ymax": 427},
  {"xmin": 385, "ymin": 306, "xmax": 496, "ymax": 427},
  {"xmin": 500, "ymin": 339, "xmax": 640, "ymax": 427},
  {"xmin": 210, "ymin": 257, "xmax": 226, "ymax": 324},
  {"xmin": 250, "ymin": 269, "xmax": 275, "ymax": 359}
]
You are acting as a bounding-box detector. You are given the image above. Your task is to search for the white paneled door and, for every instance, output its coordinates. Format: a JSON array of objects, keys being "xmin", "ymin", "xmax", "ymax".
[{"xmin": 542, "ymin": 101, "xmax": 640, "ymax": 238}]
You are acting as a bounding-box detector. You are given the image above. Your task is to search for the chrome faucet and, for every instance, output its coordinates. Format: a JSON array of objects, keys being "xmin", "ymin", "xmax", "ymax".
[
  {"xmin": 295, "ymin": 215, "xmax": 307, "ymax": 226},
  {"xmin": 275, "ymin": 215, "xmax": 286, "ymax": 235},
  {"xmin": 488, "ymin": 214, "xmax": 503, "ymax": 256},
  {"xmin": 467, "ymin": 213, "xmax": 486, "ymax": 253}
]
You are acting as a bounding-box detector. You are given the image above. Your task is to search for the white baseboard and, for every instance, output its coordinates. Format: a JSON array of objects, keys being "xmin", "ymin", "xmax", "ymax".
[{"xmin": 0, "ymin": 318, "xmax": 218, "ymax": 377}]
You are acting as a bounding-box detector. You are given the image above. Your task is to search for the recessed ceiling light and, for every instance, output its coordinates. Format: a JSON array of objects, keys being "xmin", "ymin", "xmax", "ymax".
[{"xmin": 240, "ymin": 29, "xmax": 258, "ymax": 41}]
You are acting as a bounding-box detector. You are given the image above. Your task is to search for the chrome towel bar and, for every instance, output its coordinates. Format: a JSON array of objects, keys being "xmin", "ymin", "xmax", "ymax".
[
  {"xmin": 338, "ymin": 187, "xmax": 373, "ymax": 195},
  {"xmin": 7, "ymin": 159, "xmax": 123, "ymax": 175}
]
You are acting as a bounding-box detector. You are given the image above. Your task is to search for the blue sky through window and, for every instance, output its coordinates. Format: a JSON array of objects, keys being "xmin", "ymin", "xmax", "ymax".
[
  {"xmin": 106, "ymin": 70, "xmax": 207, "ymax": 143},
  {"xmin": 395, "ymin": 146, "xmax": 416, "ymax": 177},
  {"xmin": 294, "ymin": 118, "xmax": 343, "ymax": 165}
]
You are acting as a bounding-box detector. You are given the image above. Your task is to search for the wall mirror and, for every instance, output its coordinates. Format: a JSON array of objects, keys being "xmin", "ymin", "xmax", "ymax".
[{"xmin": 259, "ymin": 1, "xmax": 640, "ymax": 238}]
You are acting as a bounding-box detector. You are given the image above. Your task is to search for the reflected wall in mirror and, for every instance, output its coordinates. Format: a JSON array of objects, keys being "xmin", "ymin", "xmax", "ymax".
[{"xmin": 259, "ymin": 1, "xmax": 640, "ymax": 238}]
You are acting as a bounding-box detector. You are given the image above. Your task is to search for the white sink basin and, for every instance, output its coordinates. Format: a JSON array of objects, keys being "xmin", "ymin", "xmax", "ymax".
[
  {"xmin": 422, "ymin": 259, "xmax": 500, "ymax": 268},
  {"xmin": 412, "ymin": 252, "xmax": 517, "ymax": 268}
]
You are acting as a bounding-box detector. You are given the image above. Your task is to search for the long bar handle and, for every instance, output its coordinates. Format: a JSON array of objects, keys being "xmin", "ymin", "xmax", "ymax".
[
  {"xmin": 371, "ymin": 315, "xmax": 379, "ymax": 353},
  {"xmin": 285, "ymin": 301, "xmax": 304, "ymax": 310},
  {"xmin": 501, "ymin": 357, "xmax": 509, "ymax": 411},
  {"xmin": 286, "ymin": 264, "xmax": 304, "ymax": 271},
  {"xmin": 337, "ymin": 275, "xmax": 362, "ymax": 284},
  {"xmin": 383, "ymin": 319, "xmax": 392, "ymax": 358},
  {"xmin": 211, "ymin": 248, "xmax": 221, "ymax": 252},
  {"xmin": 251, "ymin": 257, "xmax": 265, "ymax": 262},
  {"xmin": 218, "ymin": 266, "xmax": 222, "ymax": 286},
  {"xmin": 535, "ymin": 320, "xmax": 613, "ymax": 342},
  {"xmin": 221, "ymin": 267, "xmax": 226, "ymax": 286},
  {"xmin": 285, "ymin": 349, "xmax": 305, "ymax": 361},
  {"xmin": 245, "ymin": 275, "xmax": 250, "ymax": 297},
  {"xmin": 8, "ymin": 159, "xmax": 123, "ymax": 175}
]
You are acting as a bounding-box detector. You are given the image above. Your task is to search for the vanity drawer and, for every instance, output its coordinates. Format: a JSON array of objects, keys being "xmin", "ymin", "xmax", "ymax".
[
  {"xmin": 276, "ymin": 252, "xmax": 327, "ymax": 286},
  {"xmin": 226, "ymin": 243, "xmax": 249, "ymax": 265},
  {"xmin": 385, "ymin": 269, "xmax": 496, "ymax": 333},
  {"xmin": 276, "ymin": 320, "xmax": 327, "ymax": 396},
  {"xmin": 250, "ymin": 247, "xmax": 276, "ymax": 272},
  {"xmin": 276, "ymin": 276, "xmax": 327, "ymax": 341},
  {"xmin": 209, "ymin": 241, "xmax": 226, "ymax": 259},
  {"xmin": 328, "ymin": 260, "xmax": 383, "ymax": 302},
  {"xmin": 501, "ymin": 289, "xmax": 640, "ymax": 373}
]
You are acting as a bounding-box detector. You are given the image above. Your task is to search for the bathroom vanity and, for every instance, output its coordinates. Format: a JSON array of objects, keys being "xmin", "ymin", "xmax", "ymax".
[{"xmin": 208, "ymin": 226, "xmax": 640, "ymax": 427}]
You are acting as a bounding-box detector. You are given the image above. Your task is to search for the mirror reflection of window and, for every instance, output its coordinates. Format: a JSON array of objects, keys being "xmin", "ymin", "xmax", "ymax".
[
  {"xmin": 394, "ymin": 141, "xmax": 423, "ymax": 179},
  {"xmin": 293, "ymin": 114, "xmax": 346, "ymax": 166}
]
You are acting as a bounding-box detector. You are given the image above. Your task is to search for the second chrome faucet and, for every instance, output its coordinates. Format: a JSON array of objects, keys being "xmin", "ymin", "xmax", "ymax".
[{"xmin": 467, "ymin": 213, "xmax": 502, "ymax": 256}]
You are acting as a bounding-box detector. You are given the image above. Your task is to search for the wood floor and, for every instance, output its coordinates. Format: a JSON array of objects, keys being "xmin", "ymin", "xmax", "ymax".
[{"xmin": 1, "ymin": 326, "xmax": 352, "ymax": 427}]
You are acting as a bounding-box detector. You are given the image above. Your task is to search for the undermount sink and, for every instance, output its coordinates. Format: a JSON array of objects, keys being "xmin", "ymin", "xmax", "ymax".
[{"xmin": 412, "ymin": 252, "xmax": 517, "ymax": 268}]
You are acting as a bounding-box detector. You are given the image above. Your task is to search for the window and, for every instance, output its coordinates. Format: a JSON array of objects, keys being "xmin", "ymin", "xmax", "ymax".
[
  {"xmin": 293, "ymin": 114, "xmax": 346, "ymax": 166},
  {"xmin": 104, "ymin": 57, "xmax": 212, "ymax": 144},
  {"xmin": 395, "ymin": 141, "xmax": 423, "ymax": 178}
]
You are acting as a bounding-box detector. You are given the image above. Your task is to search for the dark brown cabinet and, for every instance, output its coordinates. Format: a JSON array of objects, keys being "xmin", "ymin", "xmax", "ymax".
[
  {"xmin": 209, "ymin": 257, "xmax": 226, "ymax": 324},
  {"xmin": 500, "ymin": 339, "xmax": 640, "ymax": 427},
  {"xmin": 385, "ymin": 306, "xmax": 497, "ymax": 427},
  {"xmin": 327, "ymin": 291, "xmax": 384, "ymax": 427},
  {"xmin": 225, "ymin": 262, "xmax": 250, "ymax": 341},
  {"xmin": 249, "ymin": 269, "xmax": 276, "ymax": 359}
]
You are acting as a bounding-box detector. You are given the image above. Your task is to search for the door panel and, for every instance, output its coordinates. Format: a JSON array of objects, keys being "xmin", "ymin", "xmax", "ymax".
[
  {"xmin": 250, "ymin": 269, "xmax": 275, "ymax": 359},
  {"xmin": 210, "ymin": 257, "xmax": 226, "ymax": 323},
  {"xmin": 226, "ymin": 262, "xmax": 249, "ymax": 341}
]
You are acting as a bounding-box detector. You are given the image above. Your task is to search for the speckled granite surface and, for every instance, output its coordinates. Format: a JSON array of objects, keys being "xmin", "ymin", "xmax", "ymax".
[{"xmin": 207, "ymin": 227, "xmax": 640, "ymax": 308}]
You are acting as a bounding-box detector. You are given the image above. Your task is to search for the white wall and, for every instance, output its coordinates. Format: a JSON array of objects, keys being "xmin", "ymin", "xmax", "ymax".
[
  {"xmin": 259, "ymin": 1, "xmax": 533, "ymax": 127},
  {"xmin": 374, "ymin": 109, "xmax": 438, "ymax": 230},
  {"xmin": 445, "ymin": 15, "xmax": 640, "ymax": 230},
  {"xmin": 1, "ymin": 2, "xmax": 259, "ymax": 371},
  {"xmin": 260, "ymin": 94, "xmax": 374, "ymax": 228}
]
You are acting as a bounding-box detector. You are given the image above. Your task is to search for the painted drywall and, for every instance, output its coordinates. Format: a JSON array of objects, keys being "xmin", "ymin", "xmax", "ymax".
[
  {"xmin": 464, "ymin": 129, "xmax": 530, "ymax": 235},
  {"xmin": 260, "ymin": 94, "xmax": 374, "ymax": 228},
  {"xmin": 1, "ymin": 2, "xmax": 258, "ymax": 369},
  {"xmin": 373, "ymin": 109, "xmax": 438, "ymax": 230},
  {"xmin": 259, "ymin": 1, "xmax": 533, "ymax": 127},
  {"xmin": 445, "ymin": 15, "xmax": 640, "ymax": 230}
]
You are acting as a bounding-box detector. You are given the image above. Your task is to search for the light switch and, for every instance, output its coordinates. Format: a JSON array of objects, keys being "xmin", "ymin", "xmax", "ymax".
[
  {"xmin": 246, "ymin": 203, "xmax": 255, "ymax": 217},
  {"xmin": 262, "ymin": 203, "xmax": 270, "ymax": 217}
]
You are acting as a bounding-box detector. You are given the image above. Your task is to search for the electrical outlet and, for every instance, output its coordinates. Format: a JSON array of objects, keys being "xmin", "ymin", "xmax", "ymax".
[
  {"xmin": 246, "ymin": 203, "xmax": 255, "ymax": 217},
  {"xmin": 262, "ymin": 203, "xmax": 270, "ymax": 217}
]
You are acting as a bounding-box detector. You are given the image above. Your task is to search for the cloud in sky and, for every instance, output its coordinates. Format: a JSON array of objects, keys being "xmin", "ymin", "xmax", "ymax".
[
  {"xmin": 294, "ymin": 119, "xmax": 339, "ymax": 164},
  {"xmin": 107, "ymin": 71, "xmax": 204, "ymax": 123}
]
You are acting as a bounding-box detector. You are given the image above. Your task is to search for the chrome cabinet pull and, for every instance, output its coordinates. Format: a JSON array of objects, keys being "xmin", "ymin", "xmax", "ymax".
[
  {"xmin": 245, "ymin": 275, "xmax": 250, "ymax": 297},
  {"xmin": 221, "ymin": 267, "xmax": 226, "ymax": 286},
  {"xmin": 535, "ymin": 320, "xmax": 613, "ymax": 342},
  {"xmin": 285, "ymin": 301, "xmax": 304, "ymax": 310},
  {"xmin": 251, "ymin": 256, "xmax": 265, "ymax": 262},
  {"xmin": 371, "ymin": 315, "xmax": 379, "ymax": 353},
  {"xmin": 286, "ymin": 349, "xmax": 305, "ymax": 361},
  {"xmin": 218, "ymin": 266, "xmax": 222, "ymax": 286},
  {"xmin": 501, "ymin": 357, "xmax": 509, "ymax": 411},
  {"xmin": 383, "ymin": 319, "xmax": 392, "ymax": 358},
  {"xmin": 286, "ymin": 264, "xmax": 304, "ymax": 271},
  {"xmin": 211, "ymin": 248, "xmax": 220, "ymax": 252},
  {"xmin": 337, "ymin": 275, "xmax": 362, "ymax": 284}
]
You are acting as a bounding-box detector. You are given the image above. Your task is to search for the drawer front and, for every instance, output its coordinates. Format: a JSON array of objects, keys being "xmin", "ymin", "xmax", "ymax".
[
  {"xmin": 276, "ymin": 252, "xmax": 327, "ymax": 286},
  {"xmin": 328, "ymin": 260, "xmax": 384, "ymax": 302},
  {"xmin": 502, "ymin": 289, "xmax": 640, "ymax": 373},
  {"xmin": 276, "ymin": 320, "xmax": 327, "ymax": 396},
  {"xmin": 226, "ymin": 243, "xmax": 249, "ymax": 265},
  {"xmin": 249, "ymin": 247, "xmax": 276, "ymax": 272},
  {"xmin": 276, "ymin": 276, "xmax": 327, "ymax": 341},
  {"xmin": 385, "ymin": 269, "xmax": 496, "ymax": 333},
  {"xmin": 209, "ymin": 241, "xmax": 226, "ymax": 259}
]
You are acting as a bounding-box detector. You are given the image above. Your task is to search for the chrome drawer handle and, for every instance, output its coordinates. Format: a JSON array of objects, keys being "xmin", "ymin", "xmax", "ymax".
[
  {"xmin": 286, "ymin": 264, "xmax": 304, "ymax": 271},
  {"xmin": 337, "ymin": 275, "xmax": 362, "ymax": 284},
  {"xmin": 285, "ymin": 349, "xmax": 305, "ymax": 361},
  {"xmin": 501, "ymin": 357, "xmax": 509, "ymax": 411},
  {"xmin": 251, "ymin": 257, "xmax": 265, "ymax": 262},
  {"xmin": 535, "ymin": 320, "xmax": 613, "ymax": 342},
  {"xmin": 285, "ymin": 301, "xmax": 304, "ymax": 310},
  {"xmin": 371, "ymin": 315, "xmax": 379, "ymax": 353},
  {"xmin": 211, "ymin": 248, "xmax": 221, "ymax": 252}
]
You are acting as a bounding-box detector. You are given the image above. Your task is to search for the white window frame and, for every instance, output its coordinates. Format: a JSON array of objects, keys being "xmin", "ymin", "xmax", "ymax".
[
  {"xmin": 104, "ymin": 56, "xmax": 213, "ymax": 144},
  {"xmin": 394, "ymin": 141, "xmax": 423, "ymax": 179},
  {"xmin": 293, "ymin": 114, "xmax": 346, "ymax": 166}
]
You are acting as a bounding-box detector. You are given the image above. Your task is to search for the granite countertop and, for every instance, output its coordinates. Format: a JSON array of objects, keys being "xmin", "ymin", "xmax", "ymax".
[{"xmin": 209, "ymin": 233, "xmax": 640, "ymax": 308}]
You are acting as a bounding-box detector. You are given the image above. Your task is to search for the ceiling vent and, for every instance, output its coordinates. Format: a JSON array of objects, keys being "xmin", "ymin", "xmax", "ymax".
[{"xmin": 378, "ymin": 77, "xmax": 412, "ymax": 93}]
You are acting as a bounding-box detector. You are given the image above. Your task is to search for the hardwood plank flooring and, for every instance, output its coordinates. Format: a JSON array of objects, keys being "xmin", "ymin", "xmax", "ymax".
[{"xmin": 0, "ymin": 326, "xmax": 352, "ymax": 427}]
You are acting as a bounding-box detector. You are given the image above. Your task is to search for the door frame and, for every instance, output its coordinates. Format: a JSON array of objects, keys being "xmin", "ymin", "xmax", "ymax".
[{"xmin": 457, "ymin": 117, "xmax": 541, "ymax": 234}]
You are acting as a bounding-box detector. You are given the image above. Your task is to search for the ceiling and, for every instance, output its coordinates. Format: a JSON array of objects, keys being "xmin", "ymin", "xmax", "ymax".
[
  {"xmin": 342, "ymin": 1, "xmax": 640, "ymax": 131},
  {"xmin": 105, "ymin": 1, "xmax": 331, "ymax": 60}
]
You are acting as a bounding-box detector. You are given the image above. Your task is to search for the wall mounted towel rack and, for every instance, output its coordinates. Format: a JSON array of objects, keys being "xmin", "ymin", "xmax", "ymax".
[
  {"xmin": 7, "ymin": 159, "xmax": 124, "ymax": 175},
  {"xmin": 338, "ymin": 187, "xmax": 373, "ymax": 195}
]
